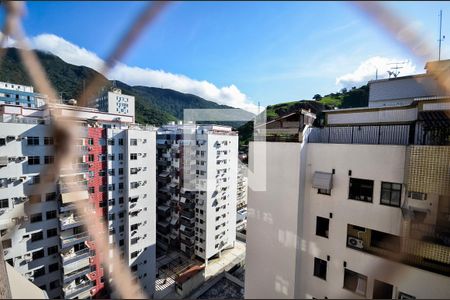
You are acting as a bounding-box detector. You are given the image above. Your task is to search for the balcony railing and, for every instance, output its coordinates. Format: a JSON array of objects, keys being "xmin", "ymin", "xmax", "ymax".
[
  {"xmin": 60, "ymin": 214, "xmax": 83, "ymax": 230},
  {"xmin": 61, "ymin": 248, "xmax": 90, "ymax": 265},
  {"xmin": 61, "ymin": 232, "xmax": 89, "ymax": 247},
  {"xmin": 63, "ymin": 266, "xmax": 91, "ymax": 283},
  {"xmin": 64, "ymin": 281, "xmax": 93, "ymax": 299}
]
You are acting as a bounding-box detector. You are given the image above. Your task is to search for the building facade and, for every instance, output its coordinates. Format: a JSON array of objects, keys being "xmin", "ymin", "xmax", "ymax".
[
  {"xmin": 91, "ymin": 87, "xmax": 135, "ymax": 121},
  {"xmin": 0, "ymin": 81, "xmax": 46, "ymax": 108},
  {"xmin": 0, "ymin": 101, "xmax": 156, "ymax": 299},
  {"xmin": 156, "ymin": 123, "xmax": 238, "ymax": 263},
  {"xmin": 245, "ymin": 66, "xmax": 450, "ymax": 299}
]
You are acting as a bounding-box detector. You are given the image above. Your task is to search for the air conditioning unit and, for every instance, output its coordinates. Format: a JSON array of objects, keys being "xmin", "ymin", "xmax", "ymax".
[
  {"xmin": 347, "ymin": 236, "xmax": 364, "ymax": 249},
  {"xmin": 408, "ymin": 191, "xmax": 427, "ymax": 201}
]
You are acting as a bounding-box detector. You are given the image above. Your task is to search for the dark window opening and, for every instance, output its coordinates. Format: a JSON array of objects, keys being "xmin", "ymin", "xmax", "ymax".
[
  {"xmin": 316, "ymin": 216, "xmax": 329, "ymax": 238},
  {"xmin": 349, "ymin": 178, "xmax": 373, "ymax": 202},
  {"xmin": 343, "ymin": 269, "xmax": 367, "ymax": 296},
  {"xmin": 313, "ymin": 257, "xmax": 327, "ymax": 280},
  {"xmin": 373, "ymin": 279, "xmax": 393, "ymax": 299}
]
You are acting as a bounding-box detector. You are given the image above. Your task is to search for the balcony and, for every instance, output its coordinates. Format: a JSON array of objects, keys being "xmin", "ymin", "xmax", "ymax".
[
  {"xmin": 157, "ymin": 205, "xmax": 171, "ymax": 218},
  {"xmin": 63, "ymin": 280, "xmax": 92, "ymax": 299},
  {"xmin": 61, "ymin": 232, "xmax": 89, "ymax": 248},
  {"xmin": 180, "ymin": 210, "xmax": 195, "ymax": 218},
  {"xmin": 61, "ymin": 248, "xmax": 90, "ymax": 265},
  {"xmin": 157, "ymin": 159, "xmax": 171, "ymax": 167},
  {"xmin": 157, "ymin": 172, "xmax": 171, "ymax": 184},
  {"xmin": 63, "ymin": 266, "xmax": 91, "ymax": 283},
  {"xmin": 63, "ymin": 256, "xmax": 91, "ymax": 275},
  {"xmin": 60, "ymin": 163, "xmax": 90, "ymax": 175},
  {"xmin": 60, "ymin": 203, "xmax": 77, "ymax": 213},
  {"xmin": 180, "ymin": 217, "xmax": 195, "ymax": 228},
  {"xmin": 59, "ymin": 180, "xmax": 88, "ymax": 194},
  {"xmin": 60, "ymin": 214, "xmax": 83, "ymax": 230}
]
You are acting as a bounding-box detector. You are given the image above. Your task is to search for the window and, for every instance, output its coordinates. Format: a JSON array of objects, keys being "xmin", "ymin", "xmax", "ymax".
[
  {"xmin": 119, "ymin": 168, "xmax": 124, "ymax": 175},
  {"xmin": 119, "ymin": 182, "xmax": 124, "ymax": 190},
  {"xmin": 34, "ymin": 267, "xmax": 45, "ymax": 278},
  {"xmin": 118, "ymin": 153, "xmax": 123, "ymax": 160},
  {"xmin": 28, "ymin": 156, "xmax": 40, "ymax": 165},
  {"xmin": 398, "ymin": 292, "xmax": 416, "ymax": 299},
  {"xmin": 99, "ymin": 170, "xmax": 106, "ymax": 177},
  {"xmin": 46, "ymin": 210, "xmax": 57, "ymax": 220},
  {"xmin": 47, "ymin": 228, "xmax": 57, "ymax": 237},
  {"xmin": 108, "ymin": 138, "xmax": 115, "ymax": 145},
  {"xmin": 48, "ymin": 262, "xmax": 59, "ymax": 273},
  {"xmin": 44, "ymin": 137, "xmax": 54, "ymax": 145},
  {"xmin": 88, "ymin": 138, "xmax": 94, "ymax": 145},
  {"xmin": 49, "ymin": 280, "xmax": 60, "ymax": 290},
  {"xmin": 119, "ymin": 225, "xmax": 124, "ymax": 233},
  {"xmin": 108, "ymin": 154, "xmax": 115, "ymax": 161},
  {"xmin": 46, "ymin": 192, "xmax": 56, "ymax": 202},
  {"xmin": 88, "ymin": 187, "xmax": 95, "ymax": 194},
  {"xmin": 318, "ymin": 188, "xmax": 331, "ymax": 195},
  {"xmin": 108, "ymin": 169, "xmax": 115, "ymax": 176},
  {"xmin": 316, "ymin": 216, "xmax": 329, "ymax": 238},
  {"xmin": 131, "ymin": 237, "xmax": 139, "ymax": 245},
  {"xmin": 118, "ymin": 138, "xmax": 124, "ymax": 145},
  {"xmin": 119, "ymin": 239, "xmax": 124, "ymax": 246},
  {"xmin": 131, "ymin": 168, "xmax": 138, "ymax": 174},
  {"xmin": 380, "ymin": 182, "xmax": 402, "ymax": 207},
  {"xmin": 47, "ymin": 245, "xmax": 58, "ymax": 255},
  {"xmin": 29, "ymin": 175, "xmax": 40, "ymax": 185},
  {"xmin": 29, "ymin": 194, "xmax": 41, "ymax": 204},
  {"xmin": 27, "ymin": 136, "xmax": 39, "ymax": 146},
  {"xmin": 349, "ymin": 178, "xmax": 373, "ymax": 202},
  {"xmin": 130, "ymin": 139, "xmax": 137, "ymax": 146},
  {"xmin": 130, "ymin": 153, "xmax": 137, "ymax": 160},
  {"xmin": 32, "ymin": 249, "xmax": 45, "ymax": 260},
  {"xmin": 30, "ymin": 213, "xmax": 43, "ymax": 223},
  {"xmin": 343, "ymin": 269, "xmax": 367, "ymax": 296},
  {"xmin": 109, "ymin": 213, "xmax": 115, "ymax": 221},
  {"xmin": 119, "ymin": 211, "xmax": 124, "ymax": 219},
  {"xmin": 119, "ymin": 197, "xmax": 124, "ymax": 204},
  {"xmin": 0, "ymin": 199, "xmax": 8, "ymax": 209},
  {"xmin": 31, "ymin": 231, "xmax": 44, "ymax": 242},
  {"xmin": 44, "ymin": 156, "xmax": 54, "ymax": 164},
  {"xmin": 131, "ymin": 224, "xmax": 138, "ymax": 231},
  {"xmin": 373, "ymin": 279, "xmax": 393, "ymax": 299},
  {"xmin": 131, "ymin": 251, "xmax": 139, "ymax": 258},
  {"xmin": 88, "ymin": 154, "xmax": 95, "ymax": 162},
  {"xmin": 131, "ymin": 265, "xmax": 138, "ymax": 272},
  {"xmin": 313, "ymin": 257, "xmax": 327, "ymax": 280},
  {"xmin": 2, "ymin": 239, "xmax": 11, "ymax": 249},
  {"xmin": 370, "ymin": 229, "xmax": 401, "ymax": 252}
]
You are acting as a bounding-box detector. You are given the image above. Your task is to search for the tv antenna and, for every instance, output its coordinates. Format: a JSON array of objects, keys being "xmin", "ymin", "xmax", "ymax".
[
  {"xmin": 438, "ymin": 10, "xmax": 446, "ymax": 61},
  {"xmin": 387, "ymin": 61, "xmax": 408, "ymax": 78}
]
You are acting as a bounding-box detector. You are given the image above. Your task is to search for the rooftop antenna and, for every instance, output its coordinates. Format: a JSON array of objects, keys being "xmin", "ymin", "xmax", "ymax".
[
  {"xmin": 258, "ymin": 101, "xmax": 261, "ymax": 114},
  {"xmin": 375, "ymin": 68, "xmax": 378, "ymax": 80},
  {"xmin": 387, "ymin": 61, "xmax": 407, "ymax": 78},
  {"xmin": 438, "ymin": 10, "xmax": 445, "ymax": 60}
]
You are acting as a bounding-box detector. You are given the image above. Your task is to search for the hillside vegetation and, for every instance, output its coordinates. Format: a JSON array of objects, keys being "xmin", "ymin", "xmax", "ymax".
[{"xmin": 0, "ymin": 48, "xmax": 253, "ymax": 126}]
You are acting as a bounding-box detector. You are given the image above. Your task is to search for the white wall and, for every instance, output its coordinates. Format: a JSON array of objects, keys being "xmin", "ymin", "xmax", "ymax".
[{"xmin": 245, "ymin": 142, "xmax": 302, "ymax": 299}]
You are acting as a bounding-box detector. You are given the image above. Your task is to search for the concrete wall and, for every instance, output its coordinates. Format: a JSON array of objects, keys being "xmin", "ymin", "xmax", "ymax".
[{"xmin": 245, "ymin": 142, "xmax": 302, "ymax": 299}]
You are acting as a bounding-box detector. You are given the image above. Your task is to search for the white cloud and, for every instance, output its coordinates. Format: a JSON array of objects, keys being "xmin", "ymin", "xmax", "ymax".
[
  {"xmin": 23, "ymin": 33, "xmax": 258, "ymax": 114},
  {"xmin": 336, "ymin": 56, "xmax": 417, "ymax": 88}
]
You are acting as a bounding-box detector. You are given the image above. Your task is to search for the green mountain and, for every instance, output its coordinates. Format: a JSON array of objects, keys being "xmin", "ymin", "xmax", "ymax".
[{"xmin": 0, "ymin": 47, "xmax": 253, "ymax": 126}]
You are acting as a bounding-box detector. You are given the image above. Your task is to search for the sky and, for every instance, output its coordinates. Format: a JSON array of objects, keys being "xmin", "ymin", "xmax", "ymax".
[{"xmin": 1, "ymin": 1, "xmax": 449, "ymax": 113}]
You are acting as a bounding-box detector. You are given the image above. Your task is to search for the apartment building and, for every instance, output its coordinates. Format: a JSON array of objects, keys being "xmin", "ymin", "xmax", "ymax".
[
  {"xmin": 236, "ymin": 163, "xmax": 248, "ymax": 210},
  {"xmin": 0, "ymin": 81, "xmax": 46, "ymax": 108},
  {"xmin": 245, "ymin": 62, "xmax": 450, "ymax": 299},
  {"xmin": 156, "ymin": 123, "xmax": 238, "ymax": 263},
  {"xmin": 91, "ymin": 87, "xmax": 135, "ymax": 121},
  {"xmin": 0, "ymin": 99, "xmax": 156, "ymax": 298}
]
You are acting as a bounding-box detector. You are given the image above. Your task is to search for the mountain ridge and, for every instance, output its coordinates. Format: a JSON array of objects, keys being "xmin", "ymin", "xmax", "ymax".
[{"xmin": 0, "ymin": 47, "xmax": 253, "ymax": 126}]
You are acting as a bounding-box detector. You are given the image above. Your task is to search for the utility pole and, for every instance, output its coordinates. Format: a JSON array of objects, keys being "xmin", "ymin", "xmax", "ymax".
[{"xmin": 438, "ymin": 10, "xmax": 445, "ymax": 61}]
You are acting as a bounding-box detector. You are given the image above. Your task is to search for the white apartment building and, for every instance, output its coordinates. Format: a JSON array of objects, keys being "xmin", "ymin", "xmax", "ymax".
[
  {"xmin": 245, "ymin": 64, "xmax": 450, "ymax": 299},
  {"xmin": 0, "ymin": 81, "xmax": 46, "ymax": 108},
  {"xmin": 91, "ymin": 87, "xmax": 135, "ymax": 121},
  {"xmin": 236, "ymin": 163, "xmax": 248, "ymax": 210},
  {"xmin": 0, "ymin": 99, "xmax": 156, "ymax": 299},
  {"xmin": 156, "ymin": 123, "xmax": 238, "ymax": 263}
]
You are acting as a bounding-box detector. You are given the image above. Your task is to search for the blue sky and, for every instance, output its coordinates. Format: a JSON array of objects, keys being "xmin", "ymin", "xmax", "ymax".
[{"xmin": 2, "ymin": 1, "xmax": 449, "ymax": 112}]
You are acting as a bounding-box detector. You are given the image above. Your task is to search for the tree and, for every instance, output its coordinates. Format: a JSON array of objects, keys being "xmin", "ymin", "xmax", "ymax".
[
  {"xmin": 313, "ymin": 94, "xmax": 322, "ymax": 101},
  {"xmin": 340, "ymin": 88, "xmax": 347, "ymax": 94}
]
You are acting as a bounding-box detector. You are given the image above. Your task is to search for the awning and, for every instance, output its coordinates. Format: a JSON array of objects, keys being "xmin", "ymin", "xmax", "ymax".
[
  {"xmin": 312, "ymin": 171, "xmax": 333, "ymax": 190},
  {"xmin": 61, "ymin": 190, "xmax": 89, "ymax": 204}
]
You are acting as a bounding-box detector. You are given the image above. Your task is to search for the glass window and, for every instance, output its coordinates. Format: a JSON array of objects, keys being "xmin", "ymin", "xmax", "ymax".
[
  {"xmin": 44, "ymin": 156, "xmax": 54, "ymax": 164},
  {"xmin": 46, "ymin": 210, "xmax": 57, "ymax": 220},
  {"xmin": 28, "ymin": 156, "xmax": 40, "ymax": 165},
  {"xmin": 349, "ymin": 178, "xmax": 373, "ymax": 202},
  {"xmin": 31, "ymin": 231, "xmax": 44, "ymax": 242},
  {"xmin": 343, "ymin": 269, "xmax": 367, "ymax": 296},
  {"xmin": 316, "ymin": 216, "xmax": 329, "ymax": 238},
  {"xmin": 44, "ymin": 137, "xmax": 54, "ymax": 145},
  {"xmin": 47, "ymin": 228, "xmax": 57, "ymax": 237},
  {"xmin": 27, "ymin": 136, "xmax": 39, "ymax": 146},
  {"xmin": 0, "ymin": 198, "xmax": 9, "ymax": 209},
  {"xmin": 313, "ymin": 257, "xmax": 327, "ymax": 280},
  {"xmin": 30, "ymin": 213, "xmax": 43, "ymax": 223},
  {"xmin": 380, "ymin": 182, "xmax": 402, "ymax": 207},
  {"xmin": 47, "ymin": 245, "xmax": 58, "ymax": 255}
]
